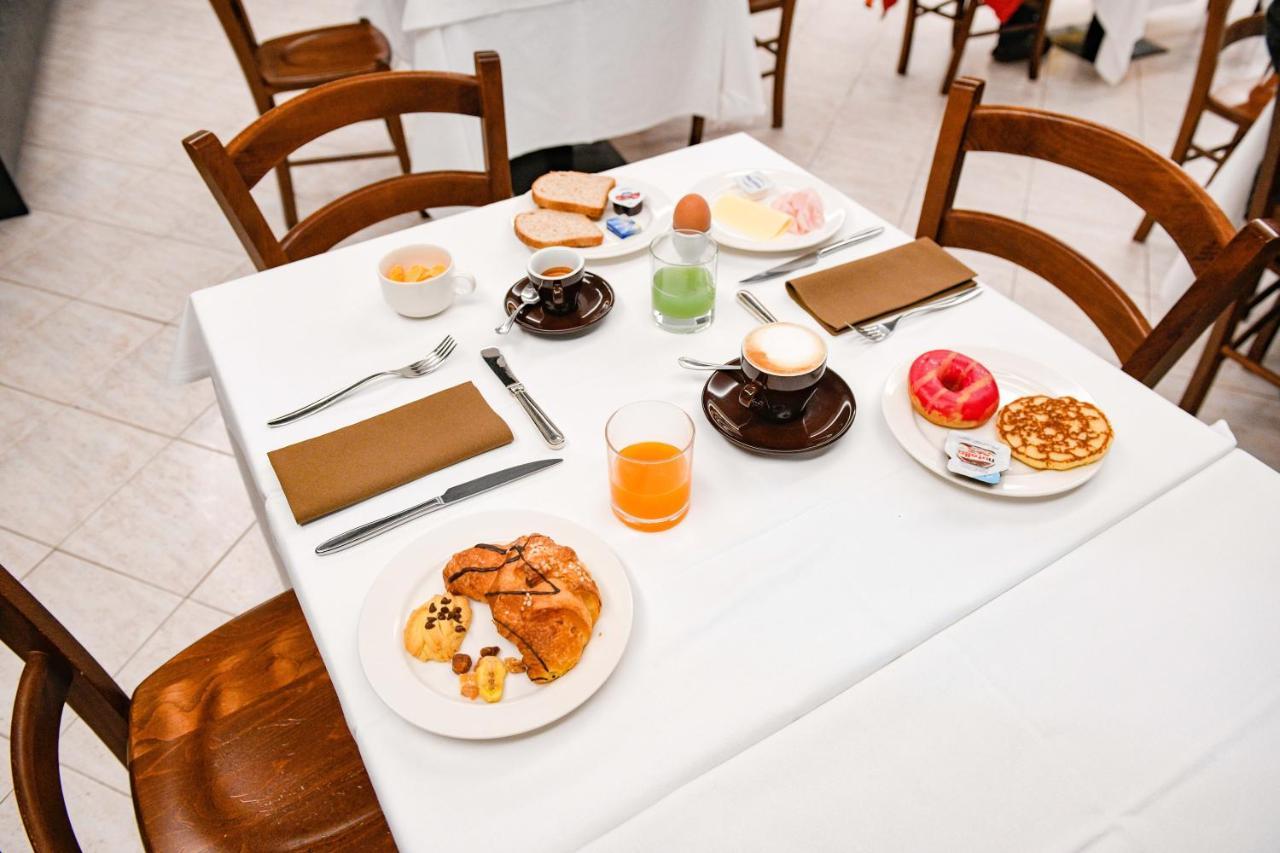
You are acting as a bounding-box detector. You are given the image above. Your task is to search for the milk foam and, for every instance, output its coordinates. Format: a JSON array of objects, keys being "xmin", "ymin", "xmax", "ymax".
[{"xmin": 743, "ymin": 322, "xmax": 826, "ymax": 375}]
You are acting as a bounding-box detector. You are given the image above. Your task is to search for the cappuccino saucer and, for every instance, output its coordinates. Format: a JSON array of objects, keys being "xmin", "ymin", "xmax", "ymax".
[
  {"xmin": 700, "ymin": 360, "xmax": 856, "ymax": 456},
  {"xmin": 503, "ymin": 272, "xmax": 614, "ymax": 338}
]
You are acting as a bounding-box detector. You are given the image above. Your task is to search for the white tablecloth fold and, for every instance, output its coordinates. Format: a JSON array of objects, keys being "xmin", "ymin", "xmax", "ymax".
[
  {"xmin": 588, "ymin": 449, "xmax": 1280, "ymax": 852},
  {"xmin": 173, "ymin": 134, "xmax": 1237, "ymax": 851}
]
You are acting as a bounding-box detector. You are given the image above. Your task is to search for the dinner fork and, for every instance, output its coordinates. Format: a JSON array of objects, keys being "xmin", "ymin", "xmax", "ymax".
[
  {"xmin": 852, "ymin": 287, "xmax": 981, "ymax": 343},
  {"xmin": 267, "ymin": 335, "xmax": 457, "ymax": 427}
]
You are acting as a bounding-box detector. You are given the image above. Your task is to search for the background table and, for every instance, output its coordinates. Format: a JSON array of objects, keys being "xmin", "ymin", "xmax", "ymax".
[
  {"xmin": 173, "ymin": 134, "xmax": 1237, "ymax": 851},
  {"xmin": 590, "ymin": 448, "xmax": 1280, "ymax": 851},
  {"xmin": 357, "ymin": 0, "xmax": 766, "ymax": 171}
]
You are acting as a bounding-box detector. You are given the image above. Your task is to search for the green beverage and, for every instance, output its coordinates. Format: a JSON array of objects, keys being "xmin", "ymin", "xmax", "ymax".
[
  {"xmin": 653, "ymin": 266, "xmax": 715, "ymax": 319},
  {"xmin": 650, "ymin": 229, "xmax": 718, "ymax": 333}
]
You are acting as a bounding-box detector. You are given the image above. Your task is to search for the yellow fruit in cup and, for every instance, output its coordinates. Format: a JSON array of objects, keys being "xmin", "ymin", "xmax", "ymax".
[
  {"xmin": 407, "ymin": 264, "xmax": 428, "ymax": 282},
  {"xmin": 387, "ymin": 264, "xmax": 407, "ymax": 282}
]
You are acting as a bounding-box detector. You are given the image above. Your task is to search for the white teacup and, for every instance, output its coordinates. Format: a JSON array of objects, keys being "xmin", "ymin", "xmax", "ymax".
[{"xmin": 378, "ymin": 244, "xmax": 476, "ymax": 318}]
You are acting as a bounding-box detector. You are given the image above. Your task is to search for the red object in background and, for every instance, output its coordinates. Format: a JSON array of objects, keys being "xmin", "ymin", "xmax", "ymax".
[{"xmin": 870, "ymin": 0, "xmax": 1022, "ymax": 23}]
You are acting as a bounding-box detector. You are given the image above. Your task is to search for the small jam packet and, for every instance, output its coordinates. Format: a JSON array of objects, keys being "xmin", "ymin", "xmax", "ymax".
[
  {"xmin": 944, "ymin": 432, "xmax": 1011, "ymax": 485},
  {"xmin": 735, "ymin": 171, "xmax": 773, "ymax": 199},
  {"xmin": 606, "ymin": 216, "xmax": 641, "ymax": 239}
]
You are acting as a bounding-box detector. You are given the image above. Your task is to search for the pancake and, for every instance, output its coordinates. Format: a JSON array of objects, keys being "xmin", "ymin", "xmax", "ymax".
[{"xmin": 995, "ymin": 395, "xmax": 1113, "ymax": 471}]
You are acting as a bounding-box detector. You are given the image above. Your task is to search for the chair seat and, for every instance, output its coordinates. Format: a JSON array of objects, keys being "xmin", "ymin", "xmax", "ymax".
[
  {"xmin": 257, "ymin": 22, "xmax": 392, "ymax": 91},
  {"xmin": 128, "ymin": 591, "xmax": 393, "ymax": 851},
  {"xmin": 1210, "ymin": 74, "xmax": 1279, "ymax": 125}
]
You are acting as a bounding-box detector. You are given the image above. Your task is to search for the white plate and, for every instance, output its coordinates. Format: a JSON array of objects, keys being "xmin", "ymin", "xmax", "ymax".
[
  {"xmin": 511, "ymin": 177, "xmax": 670, "ymax": 261},
  {"xmin": 881, "ymin": 347, "xmax": 1107, "ymax": 498},
  {"xmin": 689, "ymin": 169, "xmax": 848, "ymax": 253},
  {"xmin": 358, "ymin": 510, "xmax": 634, "ymax": 739}
]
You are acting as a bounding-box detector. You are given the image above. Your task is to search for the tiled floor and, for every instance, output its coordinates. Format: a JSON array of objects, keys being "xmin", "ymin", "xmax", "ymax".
[{"xmin": 0, "ymin": 0, "xmax": 1277, "ymax": 848}]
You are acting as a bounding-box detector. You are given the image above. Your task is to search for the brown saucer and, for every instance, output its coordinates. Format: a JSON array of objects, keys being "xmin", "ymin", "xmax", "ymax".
[
  {"xmin": 503, "ymin": 272, "xmax": 614, "ymax": 337},
  {"xmin": 701, "ymin": 359, "xmax": 856, "ymax": 456}
]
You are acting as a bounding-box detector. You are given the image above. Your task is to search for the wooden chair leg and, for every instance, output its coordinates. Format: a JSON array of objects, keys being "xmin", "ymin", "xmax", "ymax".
[
  {"xmin": 1246, "ymin": 307, "xmax": 1280, "ymax": 361},
  {"xmin": 384, "ymin": 116, "xmax": 412, "ymax": 175},
  {"xmin": 689, "ymin": 115, "xmax": 705, "ymax": 146},
  {"xmin": 898, "ymin": 0, "xmax": 919, "ymax": 75},
  {"xmin": 1179, "ymin": 301, "xmax": 1241, "ymax": 414},
  {"xmin": 274, "ymin": 161, "xmax": 298, "ymax": 229},
  {"xmin": 1028, "ymin": 0, "xmax": 1052, "ymax": 80},
  {"xmin": 941, "ymin": 0, "xmax": 978, "ymax": 95},
  {"xmin": 1133, "ymin": 213, "xmax": 1157, "ymax": 242},
  {"xmin": 770, "ymin": 3, "xmax": 796, "ymax": 129}
]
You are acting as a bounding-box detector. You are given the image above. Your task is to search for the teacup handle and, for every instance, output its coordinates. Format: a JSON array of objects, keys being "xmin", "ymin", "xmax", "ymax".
[
  {"xmin": 738, "ymin": 380, "xmax": 766, "ymax": 411},
  {"xmin": 453, "ymin": 271, "xmax": 477, "ymax": 296},
  {"xmin": 549, "ymin": 283, "xmax": 567, "ymax": 310}
]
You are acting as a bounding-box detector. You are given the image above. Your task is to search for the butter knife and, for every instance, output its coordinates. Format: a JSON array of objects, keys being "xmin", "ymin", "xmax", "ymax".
[
  {"xmin": 739, "ymin": 225, "xmax": 885, "ymax": 284},
  {"xmin": 481, "ymin": 347, "xmax": 565, "ymax": 449},
  {"xmin": 314, "ymin": 459, "xmax": 562, "ymax": 555}
]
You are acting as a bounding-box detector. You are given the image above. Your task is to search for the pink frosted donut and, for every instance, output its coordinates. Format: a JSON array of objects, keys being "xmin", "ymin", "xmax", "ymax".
[{"xmin": 908, "ymin": 350, "xmax": 999, "ymax": 429}]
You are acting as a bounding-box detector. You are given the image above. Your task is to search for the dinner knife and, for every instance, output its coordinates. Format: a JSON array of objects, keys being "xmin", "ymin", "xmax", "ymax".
[
  {"xmin": 739, "ymin": 225, "xmax": 886, "ymax": 284},
  {"xmin": 314, "ymin": 458, "xmax": 562, "ymax": 555},
  {"xmin": 481, "ymin": 347, "xmax": 566, "ymax": 449}
]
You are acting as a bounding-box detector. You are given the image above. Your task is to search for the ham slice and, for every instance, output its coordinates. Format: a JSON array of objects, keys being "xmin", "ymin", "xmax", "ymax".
[{"xmin": 770, "ymin": 189, "xmax": 825, "ymax": 235}]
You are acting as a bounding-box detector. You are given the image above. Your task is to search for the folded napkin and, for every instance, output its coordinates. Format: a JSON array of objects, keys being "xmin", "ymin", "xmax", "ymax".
[
  {"xmin": 786, "ymin": 237, "xmax": 976, "ymax": 334},
  {"xmin": 268, "ymin": 382, "xmax": 513, "ymax": 524}
]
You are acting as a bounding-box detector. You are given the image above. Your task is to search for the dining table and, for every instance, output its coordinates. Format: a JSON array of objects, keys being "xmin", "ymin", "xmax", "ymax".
[
  {"xmin": 354, "ymin": 0, "xmax": 766, "ymax": 172},
  {"xmin": 172, "ymin": 133, "xmax": 1241, "ymax": 850},
  {"xmin": 588, "ymin": 447, "xmax": 1280, "ymax": 852}
]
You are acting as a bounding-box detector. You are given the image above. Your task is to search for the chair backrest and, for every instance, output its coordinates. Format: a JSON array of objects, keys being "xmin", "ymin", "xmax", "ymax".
[
  {"xmin": 184, "ymin": 53, "xmax": 513, "ymax": 270},
  {"xmin": 918, "ymin": 76, "xmax": 1242, "ymax": 384},
  {"xmin": 207, "ymin": 0, "xmax": 266, "ymax": 99},
  {"xmin": 1205, "ymin": 6, "xmax": 1272, "ymax": 118},
  {"xmin": 0, "ymin": 563, "xmax": 130, "ymax": 851}
]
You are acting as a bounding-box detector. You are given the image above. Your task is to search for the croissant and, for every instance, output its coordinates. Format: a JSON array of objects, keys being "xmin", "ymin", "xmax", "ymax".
[{"xmin": 443, "ymin": 534, "xmax": 601, "ymax": 682}]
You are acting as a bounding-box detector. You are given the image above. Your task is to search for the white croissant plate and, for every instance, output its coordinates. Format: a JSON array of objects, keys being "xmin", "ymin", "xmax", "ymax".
[{"xmin": 358, "ymin": 510, "xmax": 634, "ymax": 739}]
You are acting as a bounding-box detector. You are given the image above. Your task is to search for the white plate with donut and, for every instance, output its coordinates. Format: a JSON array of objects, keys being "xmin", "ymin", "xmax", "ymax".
[
  {"xmin": 358, "ymin": 509, "xmax": 634, "ymax": 739},
  {"xmin": 882, "ymin": 346, "xmax": 1106, "ymax": 498}
]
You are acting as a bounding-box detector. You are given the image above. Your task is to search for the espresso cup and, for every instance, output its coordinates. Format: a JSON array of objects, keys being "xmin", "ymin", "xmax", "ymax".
[
  {"xmin": 738, "ymin": 322, "xmax": 828, "ymax": 422},
  {"xmin": 378, "ymin": 244, "xmax": 476, "ymax": 318},
  {"xmin": 527, "ymin": 247, "xmax": 586, "ymax": 315}
]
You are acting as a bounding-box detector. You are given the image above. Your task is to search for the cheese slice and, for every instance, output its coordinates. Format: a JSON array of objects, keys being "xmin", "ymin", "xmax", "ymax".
[{"xmin": 712, "ymin": 194, "xmax": 793, "ymax": 241}]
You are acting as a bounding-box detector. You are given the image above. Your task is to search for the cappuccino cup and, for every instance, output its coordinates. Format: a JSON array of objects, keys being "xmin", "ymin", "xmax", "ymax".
[
  {"xmin": 738, "ymin": 322, "xmax": 828, "ymax": 422},
  {"xmin": 527, "ymin": 247, "xmax": 586, "ymax": 315}
]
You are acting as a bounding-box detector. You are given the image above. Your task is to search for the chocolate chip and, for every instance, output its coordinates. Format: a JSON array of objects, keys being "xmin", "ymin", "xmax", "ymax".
[
  {"xmin": 428, "ymin": 603, "xmax": 436, "ymax": 613},
  {"xmin": 480, "ymin": 646, "xmax": 499, "ymax": 658},
  {"xmin": 441, "ymin": 597, "xmax": 451, "ymax": 605},
  {"xmin": 454, "ymin": 625, "xmax": 465, "ymax": 633}
]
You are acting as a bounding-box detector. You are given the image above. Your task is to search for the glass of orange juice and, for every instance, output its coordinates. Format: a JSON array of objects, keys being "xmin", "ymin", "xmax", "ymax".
[{"xmin": 606, "ymin": 401, "xmax": 694, "ymax": 532}]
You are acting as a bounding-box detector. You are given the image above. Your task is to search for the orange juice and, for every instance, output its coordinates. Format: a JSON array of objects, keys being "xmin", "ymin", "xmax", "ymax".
[{"xmin": 609, "ymin": 441, "xmax": 691, "ymax": 531}]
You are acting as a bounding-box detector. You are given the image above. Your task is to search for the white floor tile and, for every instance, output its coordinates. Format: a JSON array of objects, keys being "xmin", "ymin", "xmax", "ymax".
[
  {"xmin": 62, "ymin": 442, "xmax": 255, "ymax": 596},
  {"xmin": 115, "ymin": 599, "xmax": 231, "ymax": 695},
  {"xmin": 192, "ymin": 524, "xmax": 286, "ymax": 617},
  {"xmin": 0, "ymin": 529, "xmax": 52, "ymax": 578},
  {"xmin": 180, "ymin": 404, "xmax": 233, "ymax": 455},
  {"xmin": 0, "ymin": 388, "xmax": 61, "ymax": 455},
  {"xmin": 80, "ymin": 327, "xmax": 214, "ymax": 436}
]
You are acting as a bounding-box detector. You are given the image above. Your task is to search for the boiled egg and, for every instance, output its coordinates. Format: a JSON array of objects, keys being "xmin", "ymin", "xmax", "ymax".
[{"xmin": 672, "ymin": 193, "xmax": 711, "ymax": 233}]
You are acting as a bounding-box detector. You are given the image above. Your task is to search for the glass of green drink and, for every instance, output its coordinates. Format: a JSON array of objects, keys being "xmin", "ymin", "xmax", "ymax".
[{"xmin": 650, "ymin": 229, "xmax": 717, "ymax": 333}]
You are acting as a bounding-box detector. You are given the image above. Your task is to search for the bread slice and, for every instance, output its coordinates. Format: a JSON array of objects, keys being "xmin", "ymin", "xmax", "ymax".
[
  {"xmin": 514, "ymin": 209, "xmax": 604, "ymax": 249},
  {"xmin": 531, "ymin": 171, "xmax": 616, "ymax": 218}
]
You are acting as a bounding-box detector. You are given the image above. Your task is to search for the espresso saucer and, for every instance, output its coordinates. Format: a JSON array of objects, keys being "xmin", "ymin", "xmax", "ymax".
[
  {"xmin": 503, "ymin": 272, "xmax": 614, "ymax": 338},
  {"xmin": 701, "ymin": 360, "xmax": 856, "ymax": 456}
]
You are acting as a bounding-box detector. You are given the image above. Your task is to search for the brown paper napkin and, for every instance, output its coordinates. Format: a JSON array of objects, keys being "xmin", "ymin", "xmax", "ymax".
[
  {"xmin": 268, "ymin": 381, "xmax": 513, "ymax": 525},
  {"xmin": 786, "ymin": 237, "xmax": 977, "ymax": 334}
]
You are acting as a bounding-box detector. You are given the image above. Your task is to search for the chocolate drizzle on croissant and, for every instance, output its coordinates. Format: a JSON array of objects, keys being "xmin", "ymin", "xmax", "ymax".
[{"xmin": 442, "ymin": 535, "xmax": 601, "ymax": 683}]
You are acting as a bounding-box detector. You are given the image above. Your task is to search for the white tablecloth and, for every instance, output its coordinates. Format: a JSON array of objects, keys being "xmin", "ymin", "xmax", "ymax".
[
  {"xmin": 172, "ymin": 134, "xmax": 1237, "ymax": 851},
  {"xmin": 356, "ymin": 0, "xmax": 766, "ymax": 170},
  {"xmin": 590, "ymin": 448, "xmax": 1280, "ymax": 852},
  {"xmin": 1095, "ymin": 0, "xmax": 1199, "ymax": 84}
]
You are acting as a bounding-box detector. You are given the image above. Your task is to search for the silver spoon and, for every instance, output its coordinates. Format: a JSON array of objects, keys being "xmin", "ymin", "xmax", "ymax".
[
  {"xmin": 496, "ymin": 284, "xmax": 540, "ymax": 334},
  {"xmin": 678, "ymin": 356, "xmax": 740, "ymax": 372}
]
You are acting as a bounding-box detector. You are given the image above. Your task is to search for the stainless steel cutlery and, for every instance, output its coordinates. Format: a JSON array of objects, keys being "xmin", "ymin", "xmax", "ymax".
[
  {"xmin": 481, "ymin": 347, "xmax": 565, "ymax": 449},
  {"xmin": 496, "ymin": 283, "xmax": 539, "ymax": 335},
  {"xmin": 738, "ymin": 225, "xmax": 885, "ymax": 284},
  {"xmin": 851, "ymin": 286, "xmax": 981, "ymax": 343},
  {"xmin": 314, "ymin": 458, "xmax": 562, "ymax": 555},
  {"xmin": 735, "ymin": 289, "xmax": 779, "ymax": 324},
  {"xmin": 267, "ymin": 335, "xmax": 457, "ymax": 427}
]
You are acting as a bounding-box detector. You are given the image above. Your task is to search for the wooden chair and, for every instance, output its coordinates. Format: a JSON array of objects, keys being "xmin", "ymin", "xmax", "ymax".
[
  {"xmin": 1180, "ymin": 96, "xmax": 1280, "ymax": 412},
  {"xmin": 1134, "ymin": 0, "xmax": 1276, "ymax": 242},
  {"xmin": 185, "ymin": 53, "xmax": 512, "ymax": 271},
  {"xmin": 898, "ymin": 0, "xmax": 1052, "ymax": 95},
  {"xmin": 1, "ymin": 562, "xmax": 394, "ymax": 851},
  {"xmin": 209, "ymin": 0, "xmax": 415, "ymax": 229},
  {"xmin": 689, "ymin": 0, "xmax": 798, "ymax": 145},
  {"xmin": 918, "ymin": 77, "xmax": 1280, "ymax": 392}
]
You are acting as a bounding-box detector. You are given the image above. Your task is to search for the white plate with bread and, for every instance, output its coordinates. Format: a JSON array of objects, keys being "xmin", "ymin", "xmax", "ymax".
[
  {"xmin": 689, "ymin": 169, "xmax": 847, "ymax": 253},
  {"xmin": 512, "ymin": 172, "xmax": 671, "ymax": 260},
  {"xmin": 359, "ymin": 509, "xmax": 634, "ymax": 739},
  {"xmin": 882, "ymin": 347, "xmax": 1109, "ymax": 498}
]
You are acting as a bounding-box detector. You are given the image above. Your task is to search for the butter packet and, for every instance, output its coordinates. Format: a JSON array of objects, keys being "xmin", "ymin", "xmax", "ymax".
[
  {"xmin": 735, "ymin": 171, "xmax": 773, "ymax": 199},
  {"xmin": 944, "ymin": 432, "xmax": 1011, "ymax": 485}
]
